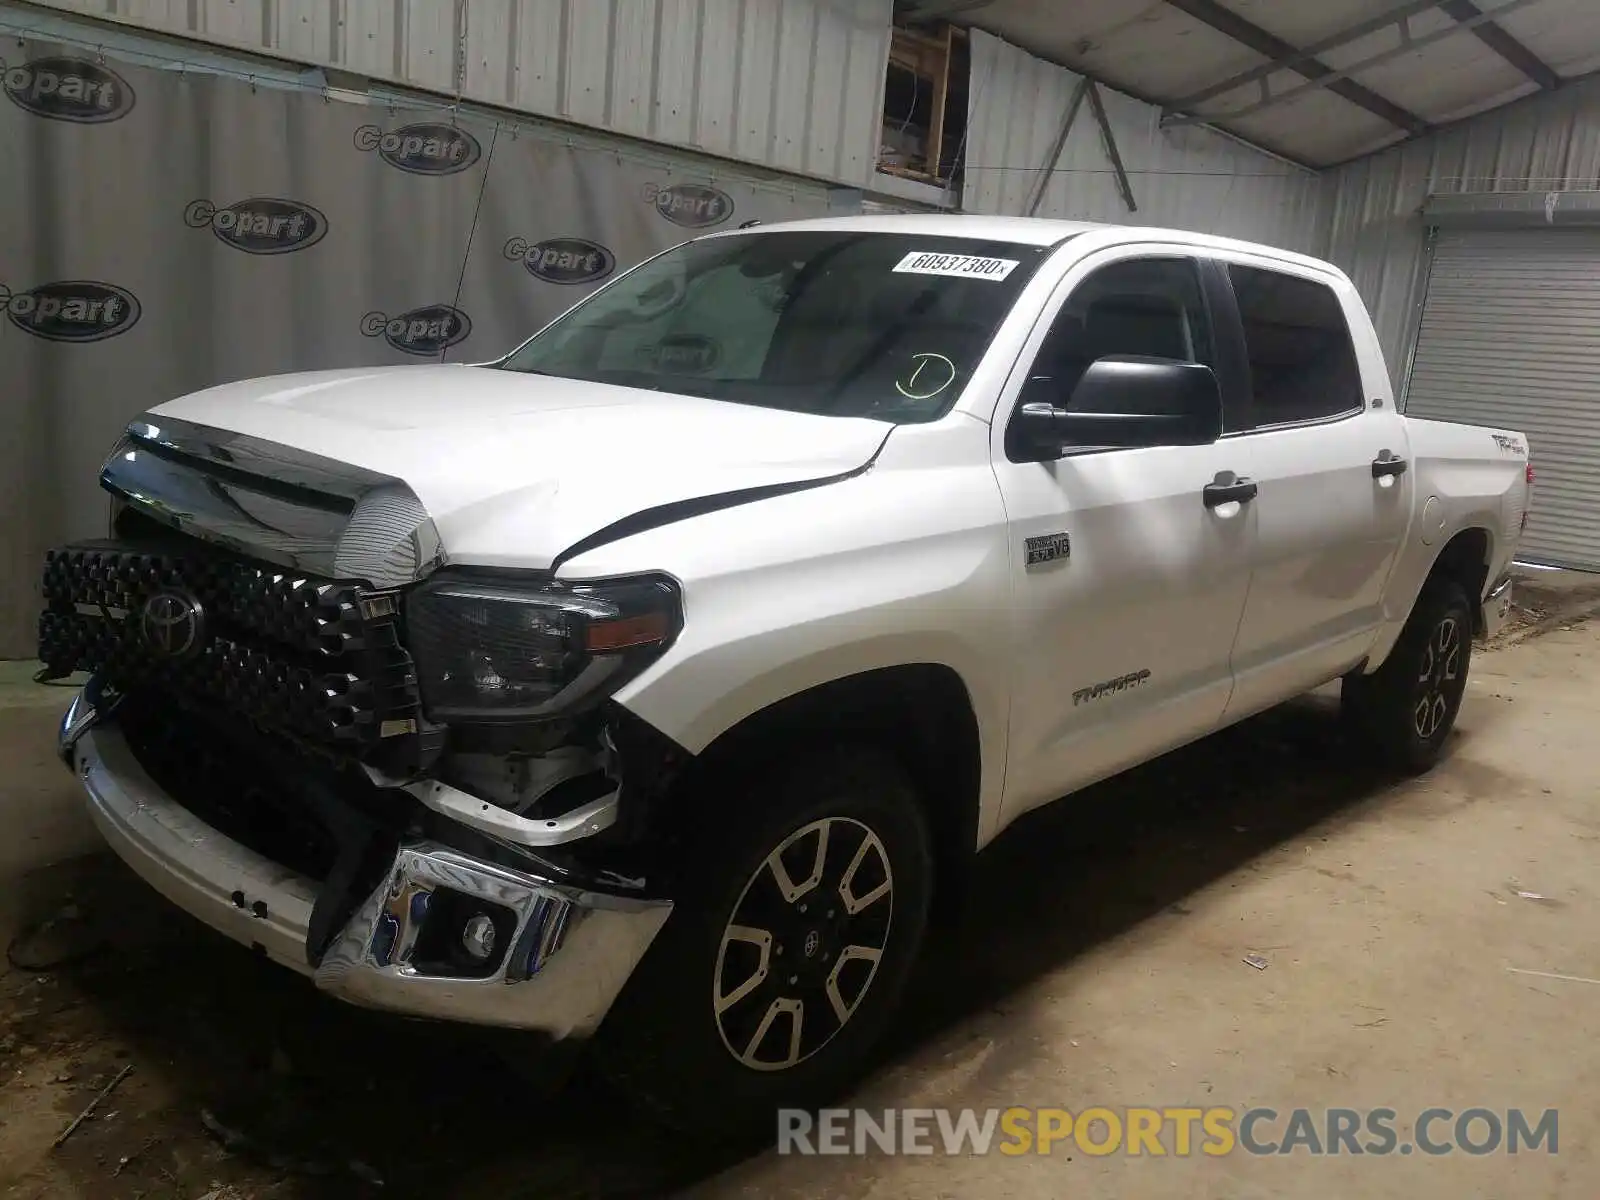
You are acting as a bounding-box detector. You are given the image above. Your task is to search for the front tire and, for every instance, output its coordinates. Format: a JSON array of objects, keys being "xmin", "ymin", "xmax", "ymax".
[
  {"xmin": 1343, "ymin": 579, "xmax": 1474, "ymax": 773},
  {"xmin": 595, "ymin": 745, "xmax": 934, "ymax": 1140}
]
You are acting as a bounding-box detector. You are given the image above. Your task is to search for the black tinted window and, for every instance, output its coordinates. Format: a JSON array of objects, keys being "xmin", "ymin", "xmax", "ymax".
[
  {"xmin": 1229, "ymin": 265, "xmax": 1362, "ymax": 427},
  {"xmin": 1028, "ymin": 257, "xmax": 1214, "ymax": 402}
]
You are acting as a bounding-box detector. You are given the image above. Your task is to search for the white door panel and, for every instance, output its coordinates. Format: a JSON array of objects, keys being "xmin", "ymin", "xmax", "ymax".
[
  {"xmin": 1214, "ymin": 257, "xmax": 1413, "ymax": 719},
  {"xmin": 996, "ymin": 444, "xmax": 1255, "ymax": 814},
  {"xmin": 989, "ymin": 250, "xmax": 1256, "ymax": 825},
  {"xmin": 1224, "ymin": 413, "xmax": 1411, "ymax": 717}
]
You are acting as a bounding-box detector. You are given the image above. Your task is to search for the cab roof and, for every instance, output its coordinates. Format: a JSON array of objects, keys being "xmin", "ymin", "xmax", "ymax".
[{"xmin": 727, "ymin": 213, "xmax": 1342, "ymax": 280}]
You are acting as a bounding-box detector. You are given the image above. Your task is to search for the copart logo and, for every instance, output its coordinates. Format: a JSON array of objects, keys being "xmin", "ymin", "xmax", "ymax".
[
  {"xmin": 184, "ymin": 197, "xmax": 328, "ymax": 255},
  {"xmin": 361, "ymin": 305, "xmax": 472, "ymax": 356},
  {"xmin": 643, "ymin": 182, "xmax": 734, "ymax": 229},
  {"xmin": 503, "ymin": 237, "xmax": 616, "ymax": 285},
  {"xmin": 354, "ymin": 122, "xmax": 481, "ymax": 175},
  {"xmin": 0, "ymin": 280, "xmax": 141, "ymax": 343},
  {"xmin": 1, "ymin": 55, "xmax": 135, "ymax": 123},
  {"xmin": 640, "ymin": 334, "xmax": 721, "ymax": 374}
]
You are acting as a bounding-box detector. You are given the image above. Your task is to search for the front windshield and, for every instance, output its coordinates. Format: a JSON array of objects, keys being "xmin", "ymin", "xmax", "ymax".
[{"xmin": 495, "ymin": 230, "xmax": 1051, "ymax": 423}]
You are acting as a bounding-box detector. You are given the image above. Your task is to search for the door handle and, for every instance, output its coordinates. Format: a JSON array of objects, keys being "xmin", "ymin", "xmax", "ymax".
[
  {"xmin": 1372, "ymin": 454, "xmax": 1408, "ymax": 479},
  {"xmin": 1202, "ymin": 477, "xmax": 1258, "ymax": 508}
]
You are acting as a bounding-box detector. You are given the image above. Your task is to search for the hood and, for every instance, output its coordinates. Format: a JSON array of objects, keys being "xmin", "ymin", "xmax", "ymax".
[{"xmin": 150, "ymin": 365, "xmax": 892, "ymax": 570}]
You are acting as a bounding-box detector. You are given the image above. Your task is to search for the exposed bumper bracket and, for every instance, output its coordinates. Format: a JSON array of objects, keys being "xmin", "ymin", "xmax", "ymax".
[
  {"xmin": 64, "ymin": 711, "xmax": 671, "ymax": 1038},
  {"xmin": 405, "ymin": 778, "xmax": 620, "ymax": 847}
]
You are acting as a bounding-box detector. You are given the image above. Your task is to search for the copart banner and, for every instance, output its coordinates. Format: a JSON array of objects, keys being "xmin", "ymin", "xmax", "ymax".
[{"xmin": 0, "ymin": 38, "xmax": 834, "ymax": 655}]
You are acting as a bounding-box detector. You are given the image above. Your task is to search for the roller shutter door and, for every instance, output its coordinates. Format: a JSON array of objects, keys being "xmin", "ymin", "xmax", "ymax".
[{"xmin": 1405, "ymin": 228, "xmax": 1600, "ymax": 571}]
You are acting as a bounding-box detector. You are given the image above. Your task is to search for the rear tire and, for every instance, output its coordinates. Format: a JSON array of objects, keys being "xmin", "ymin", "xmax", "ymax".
[
  {"xmin": 594, "ymin": 745, "xmax": 934, "ymax": 1141},
  {"xmin": 1343, "ymin": 579, "xmax": 1474, "ymax": 773}
]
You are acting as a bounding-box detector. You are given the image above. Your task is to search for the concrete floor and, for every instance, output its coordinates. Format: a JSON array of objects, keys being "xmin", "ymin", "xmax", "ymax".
[{"xmin": 1, "ymin": 601, "xmax": 1599, "ymax": 1198}]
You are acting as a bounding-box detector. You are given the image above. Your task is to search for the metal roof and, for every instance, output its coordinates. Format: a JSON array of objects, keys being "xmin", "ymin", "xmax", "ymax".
[{"xmin": 907, "ymin": 0, "xmax": 1600, "ymax": 167}]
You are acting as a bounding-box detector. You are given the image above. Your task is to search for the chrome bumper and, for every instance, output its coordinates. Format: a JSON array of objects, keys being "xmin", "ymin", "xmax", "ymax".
[
  {"xmin": 1483, "ymin": 573, "xmax": 1514, "ymax": 641},
  {"xmin": 59, "ymin": 693, "xmax": 671, "ymax": 1038}
]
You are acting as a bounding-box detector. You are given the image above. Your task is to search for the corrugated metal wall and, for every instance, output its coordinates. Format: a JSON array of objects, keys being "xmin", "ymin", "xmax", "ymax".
[
  {"xmin": 22, "ymin": 0, "xmax": 891, "ymax": 187},
  {"xmin": 963, "ymin": 30, "xmax": 1326, "ymax": 254},
  {"xmin": 1320, "ymin": 73, "xmax": 1600, "ymax": 394}
]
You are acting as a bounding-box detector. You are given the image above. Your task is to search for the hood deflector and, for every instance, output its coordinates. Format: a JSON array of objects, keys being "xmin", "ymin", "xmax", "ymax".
[{"xmin": 103, "ymin": 416, "xmax": 445, "ymax": 588}]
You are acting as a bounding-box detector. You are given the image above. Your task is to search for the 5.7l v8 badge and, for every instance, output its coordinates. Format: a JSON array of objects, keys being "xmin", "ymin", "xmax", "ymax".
[{"xmin": 1025, "ymin": 532, "xmax": 1071, "ymax": 568}]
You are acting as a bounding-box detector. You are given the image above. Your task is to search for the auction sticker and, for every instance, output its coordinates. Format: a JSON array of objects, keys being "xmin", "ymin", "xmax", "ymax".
[{"xmin": 893, "ymin": 251, "xmax": 1019, "ymax": 281}]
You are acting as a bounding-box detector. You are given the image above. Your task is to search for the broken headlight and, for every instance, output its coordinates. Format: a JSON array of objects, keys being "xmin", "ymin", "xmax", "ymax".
[{"xmin": 405, "ymin": 573, "xmax": 682, "ymax": 722}]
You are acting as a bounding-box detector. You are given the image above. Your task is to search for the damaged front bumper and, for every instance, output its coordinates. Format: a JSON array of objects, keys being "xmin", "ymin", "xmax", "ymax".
[{"xmin": 59, "ymin": 689, "xmax": 672, "ymax": 1038}]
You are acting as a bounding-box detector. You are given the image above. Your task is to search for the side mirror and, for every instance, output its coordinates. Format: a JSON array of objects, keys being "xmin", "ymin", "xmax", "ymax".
[{"xmin": 1010, "ymin": 355, "xmax": 1223, "ymax": 460}]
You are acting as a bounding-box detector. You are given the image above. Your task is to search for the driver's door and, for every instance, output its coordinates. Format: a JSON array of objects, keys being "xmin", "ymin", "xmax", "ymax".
[{"xmin": 990, "ymin": 251, "xmax": 1258, "ymax": 822}]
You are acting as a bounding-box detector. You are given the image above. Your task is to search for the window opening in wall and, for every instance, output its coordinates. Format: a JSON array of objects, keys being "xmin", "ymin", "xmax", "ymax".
[{"xmin": 880, "ymin": 14, "xmax": 969, "ymax": 188}]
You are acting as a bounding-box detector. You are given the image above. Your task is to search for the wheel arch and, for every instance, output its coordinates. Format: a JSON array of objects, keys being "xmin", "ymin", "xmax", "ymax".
[
  {"xmin": 1367, "ymin": 523, "xmax": 1498, "ymax": 670},
  {"xmin": 667, "ymin": 663, "xmax": 989, "ymax": 927},
  {"xmin": 1426, "ymin": 526, "xmax": 1495, "ymax": 636}
]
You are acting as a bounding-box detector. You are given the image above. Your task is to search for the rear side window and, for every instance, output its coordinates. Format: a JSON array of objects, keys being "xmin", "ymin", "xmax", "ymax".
[{"xmin": 1228, "ymin": 265, "xmax": 1363, "ymax": 427}]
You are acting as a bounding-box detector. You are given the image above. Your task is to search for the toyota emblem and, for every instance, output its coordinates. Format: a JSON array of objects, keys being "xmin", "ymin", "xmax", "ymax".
[{"xmin": 139, "ymin": 589, "xmax": 206, "ymax": 659}]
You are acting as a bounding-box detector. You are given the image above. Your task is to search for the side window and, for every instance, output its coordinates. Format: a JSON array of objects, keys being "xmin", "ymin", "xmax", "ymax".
[
  {"xmin": 1228, "ymin": 265, "xmax": 1363, "ymax": 427},
  {"xmin": 1026, "ymin": 257, "xmax": 1214, "ymax": 406}
]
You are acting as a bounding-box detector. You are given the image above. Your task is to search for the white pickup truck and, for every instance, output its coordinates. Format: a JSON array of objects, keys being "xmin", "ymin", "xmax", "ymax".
[{"xmin": 41, "ymin": 215, "xmax": 1530, "ymax": 1136}]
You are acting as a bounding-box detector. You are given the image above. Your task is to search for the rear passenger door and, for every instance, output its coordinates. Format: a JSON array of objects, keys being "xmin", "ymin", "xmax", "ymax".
[{"xmin": 1216, "ymin": 259, "xmax": 1412, "ymax": 722}]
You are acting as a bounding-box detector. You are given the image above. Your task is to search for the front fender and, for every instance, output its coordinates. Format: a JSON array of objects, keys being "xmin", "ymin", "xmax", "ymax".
[{"xmin": 560, "ymin": 422, "xmax": 1015, "ymax": 848}]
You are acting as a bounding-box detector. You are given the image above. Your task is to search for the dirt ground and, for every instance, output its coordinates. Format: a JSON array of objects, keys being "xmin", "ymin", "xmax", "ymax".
[{"xmin": 3, "ymin": 573, "xmax": 1600, "ymax": 1200}]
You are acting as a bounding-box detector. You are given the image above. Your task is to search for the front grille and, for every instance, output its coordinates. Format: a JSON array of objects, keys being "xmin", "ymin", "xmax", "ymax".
[
  {"xmin": 38, "ymin": 536, "xmax": 442, "ymax": 776},
  {"xmin": 119, "ymin": 693, "xmax": 410, "ymax": 885},
  {"xmin": 121, "ymin": 693, "xmax": 347, "ymax": 879}
]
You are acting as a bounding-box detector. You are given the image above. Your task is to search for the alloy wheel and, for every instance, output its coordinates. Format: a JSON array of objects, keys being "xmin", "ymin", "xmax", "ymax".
[
  {"xmin": 1413, "ymin": 614, "xmax": 1463, "ymax": 739},
  {"xmin": 712, "ymin": 816, "xmax": 894, "ymax": 1072}
]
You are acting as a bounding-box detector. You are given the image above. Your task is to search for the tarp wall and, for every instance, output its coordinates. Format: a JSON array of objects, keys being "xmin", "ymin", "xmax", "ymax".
[{"xmin": 0, "ymin": 36, "xmax": 836, "ymax": 656}]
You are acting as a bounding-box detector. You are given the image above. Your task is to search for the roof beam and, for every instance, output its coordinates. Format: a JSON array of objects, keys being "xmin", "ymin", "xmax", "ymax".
[
  {"xmin": 1167, "ymin": 0, "xmax": 1449, "ymax": 112},
  {"xmin": 1438, "ymin": 0, "xmax": 1561, "ymax": 90},
  {"xmin": 897, "ymin": 0, "xmax": 994, "ymax": 19},
  {"xmin": 1160, "ymin": 0, "xmax": 1431, "ymax": 135},
  {"xmin": 1163, "ymin": 0, "xmax": 1547, "ymax": 129}
]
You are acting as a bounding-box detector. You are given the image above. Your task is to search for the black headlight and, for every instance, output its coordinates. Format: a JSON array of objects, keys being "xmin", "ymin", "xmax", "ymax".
[{"xmin": 405, "ymin": 573, "xmax": 683, "ymax": 723}]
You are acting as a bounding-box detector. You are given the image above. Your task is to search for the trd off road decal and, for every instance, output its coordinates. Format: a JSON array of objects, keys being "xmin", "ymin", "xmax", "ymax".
[
  {"xmin": 1490, "ymin": 433, "xmax": 1527, "ymax": 455},
  {"xmin": 1072, "ymin": 669, "xmax": 1152, "ymax": 707},
  {"xmin": 0, "ymin": 280, "xmax": 141, "ymax": 343},
  {"xmin": 2, "ymin": 56, "xmax": 135, "ymax": 123},
  {"xmin": 503, "ymin": 237, "xmax": 616, "ymax": 285},
  {"xmin": 184, "ymin": 198, "xmax": 329, "ymax": 255},
  {"xmin": 354, "ymin": 122, "xmax": 482, "ymax": 175},
  {"xmin": 361, "ymin": 305, "xmax": 472, "ymax": 356}
]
